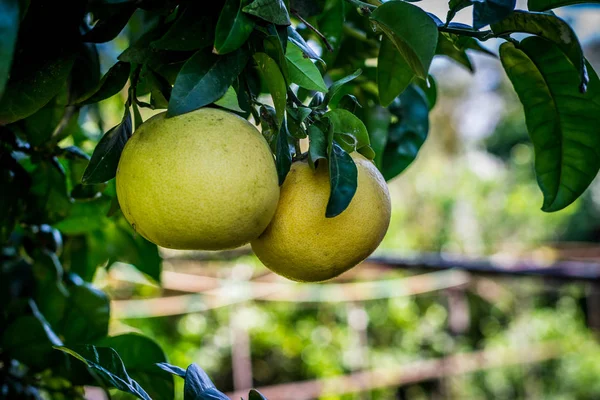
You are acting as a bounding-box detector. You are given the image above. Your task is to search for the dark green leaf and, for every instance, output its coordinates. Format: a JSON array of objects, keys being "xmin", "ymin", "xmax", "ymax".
[
  {"xmin": 415, "ymin": 75, "xmax": 437, "ymax": 110},
  {"xmin": 491, "ymin": 10, "xmax": 588, "ymax": 90},
  {"xmin": 32, "ymin": 250, "xmax": 68, "ymax": 327},
  {"xmin": 184, "ymin": 364, "xmax": 229, "ymax": 400},
  {"xmin": 244, "ymin": 0, "xmax": 291, "ymax": 25},
  {"xmin": 325, "ymin": 109, "xmax": 371, "ymax": 155},
  {"xmin": 56, "ymin": 345, "xmax": 151, "ymax": 400},
  {"xmin": 0, "ymin": 155, "xmax": 28, "ymax": 242},
  {"xmin": 382, "ymin": 84, "xmax": 429, "ymax": 181},
  {"xmin": 249, "ymin": 389, "xmax": 268, "ymax": 400},
  {"xmin": 82, "ymin": 110, "xmax": 132, "ymax": 184},
  {"xmin": 156, "ymin": 362, "xmax": 186, "ymax": 378},
  {"xmin": 290, "ymin": 0, "xmax": 326, "ymax": 17},
  {"xmin": 254, "ymin": 52, "xmax": 287, "ymax": 125},
  {"xmin": 214, "ymin": 0, "xmax": 255, "ymax": 55},
  {"xmin": 0, "ymin": 52, "xmax": 74, "ymax": 124},
  {"xmin": 82, "ymin": 2, "xmax": 137, "ymax": 43},
  {"xmin": 264, "ymin": 29, "xmax": 290, "ymax": 83},
  {"xmin": 326, "ymin": 142, "xmax": 357, "ymax": 218},
  {"xmin": 447, "ymin": 0, "xmax": 474, "ymax": 23},
  {"xmin": 338, "ymin": 94, "xmax": 361, "ymax": 113},
  {"xmin": 0, "ymin": 0, "xmax": 20, "ymax": 98},
  {"xmin": 527, "ymin": 0, "xmax": 599, "ymax": 12},
  {"xmin": 363, "ymin": 105, "xmax": 390, "ymax": 170},
  {"xmin": 132, "ymin": 101, "xmax": 143, "ymax": 129},
  {"xmin": 308, "ymin": 124, "xmax": 327, "ymax": 170},
  {"xmin": 20, "ymin": 88, "xmax": 70, "ymax": 146},
  {"xmin": 276, "ymin": 119, "xmax": 293, "ymax": 185},
  {"xmin": 152, "ymin": 3, "xmax": 216, "ymax": 51},
  {"xmin": 97, "ymin": 334, "xmax": 174, "ymax": 400},
  {"xmin": 79, "ymin": 62, "xmax": 130, "ymax": 105},
  {"xmin": 168, "ymin": 48, "xmax": 249, "ymax": 117},
  {"xmin": 370, "ymin": 1, "xmax": 438, "ymax": 79},
  {"xmin": 260, "ymin": 104, "xmax": 279, "ymax": 150},
  {"xmin": 2, "ymin": 301, "xmax": 63, "ymax": 369},
  {"xmin": 287, "ymin": 26, "xmax": 324, "ymax": 64},
  {"xmin": 378, "ymin": 36, "xmax": 414, "ymax": 106},
  {"xmin": 286, "ymin": 43, "xmax": 327, "ymax": 92},
  {"xmin": 473, "ymin": 0, "xmax": 516, "ymax": 30},
  {"xmin": 68, "ymin": 43, "xmax": 101, "ymax": 104},
  {"xmin": 322, "ymin": 69, "xmax": 361, "ymax": 109},
  {"xmin": 500, "ymin": 37, "xmax": 600, "ymax": 212},
  {"xmin": 318, "ymin": 0, "xmax": 344, "ymax": 64},
  {"xmin": 214, "ymin": 86, "xmax": 245, "ymax": 112},
  {"xmin": 26, "ymin": 158, "xmax": 72, "ymax": 222},
  {"xmin": 60, "ymin": 278, "xmax": 109, "ymax": 343}
]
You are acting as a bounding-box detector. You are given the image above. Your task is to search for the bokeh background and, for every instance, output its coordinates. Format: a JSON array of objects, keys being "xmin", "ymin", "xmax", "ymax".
[{"xmin": 76, "ymin": 1, "xmax": 600, "ymax": 399}]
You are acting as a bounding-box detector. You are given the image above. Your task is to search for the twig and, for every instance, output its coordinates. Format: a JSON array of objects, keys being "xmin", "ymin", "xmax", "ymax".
[
  {"xmin": 287, "ymin": 89, "xmax": 304, "ymax": 107},
  {"xmin": 438, "ymin": 25, "xmax": 494, "ymax": 40},
  {"xmin": 291, "ymin": 9, "xmax": 334, "ymax": 53}
]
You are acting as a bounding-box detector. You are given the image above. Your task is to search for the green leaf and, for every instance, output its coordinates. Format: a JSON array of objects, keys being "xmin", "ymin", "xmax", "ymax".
[
  {"xmin": 0, "ymin": 0, "xmax": 20, "ymax": 98},
  {"xmin": 244, "ymin": 0, "xmax": 291, "ymax": 25},
  {"xmin": 326, "ymin": 142, "xmax": 358, "ymax": 218},
  {"xmin": 338, "ymin": 94, "xmax": 361, "ymax": 113},
  {"xmin": 500, "ymin": 37, "xmax": 600, "ymax": 212},
  {"xmin": 82, "ymin": 2, "xmax": 137, "ymax": 43},
  {"xmin": 78, "ymin": 61, "xmax": 130, "ymax": 105},
  {"xmin": 2, "ymin": 301, "xmax": 63, "ymax": 369},
  {"xmin": 287, "ymin": 26, "xmax": 324, "ymax": 65},
  {"xmin": 275, "ymin": 119, "xmax": 293, "ymax": 185},
  {"xmin": 491, "ymin": 10, "xmax": 588, "ymax": 90},
  {"xmin": 473, "ymin": 0, "xmax": 516, "ymax": 29},
  {"xmin": 286, "ymin": 43, "xmax": 327, "ymax": 92},
  {"xmin": 254, "ymin": 52, "xmax": 287, "ymax": 125},
  {"xmin": 259, "ymin": 104, "xmax": 279, "ymax": 150},
  {"xmin": 214, "ymin": 86, "xmax": 245, "ymax": 112},
  {"xmin": 286, "ymin": 108, "xmax": 307, "ymax": 139},
  {"xmin": 527, "ymin": 0, "xmax": 599, "ymax": 12},
  {"xmin": 363, "ymin": 105, "xmax": 391, "ymax": 170},
  {"xmin": 318, "ymin": 0, "xmax": 344, "ymax": 64},
  {"xmin": 0, "ymin": 52, "xmax": 74, "ymax": 124},
  {"xmin": 214, "ymin": 0, "xmax": 255, "ymax": 55},
  {"xmin": 325, "ymin": 109, "xmax": 371, "ymax": 155},
  {"xmin": 290, "ymin": 0, "xmax": 326, "ymax": 17},
  {"xmin": 322, "ymin": 69, "xmax": 362, "ymax": 109},
  {"xmin": 27, "ymin": 158, "xmax": 72, "ymax": 222},
  {"xmin": 264, "ymin": 28, "xmax": 290, "ymax": 83},
  {"xmin": 308, "ymin": 124, "xmax": 327, "ymax": 170},
  {"xmin": 97, "ymin": 334, "xmax": 174, "ymax": 400},
  {"xmin": 382, "ymin": 84, "xmax": 430, "ymax": 181},
  {"xmin": 82, "ymin": 110, "xmax": 132, "ymax": 184},
  {"xmin": 370, "ymin": 1, "xmax": 438, "ymax": 79},
  {"xmin": 378, "ymin": 36, "xmax": 414, "ymax": 106},
  {"xmin": 60, "ymin": 278, "xmax": 110, "ymax": 343},
  {"xmin": 168, "ymin": 48, "xmax": 249, "ymax": 117},
  {"xmin": 249, "ymin": 389, "xmax": 268, "ymax": 400},
  {"xmin": 56, "ymin": 345, "xmax": 151, "ymax": 400},
  {"xmin": 184, "ymin": 364, "xmax": 230, "ymax": 400},
  {"xmin": 152, "ymin": 3, "xmax": 216, "ymax": 51},
  {"xmin": 54, "ymin": 197, "xmax": 112, "ymax": 234},
  {"xmin": 415, "ymin": 75, "xmax": 437, "ymax": 110},
  {"xmin": 156, "ymin": 362, "xmax": 186, "ymax": 378},
  {"xmin": 32, "ymin": 250, "xmax": 68, "ymax": 327},
  {"xmin": 436, "ymin": 32, "xmax": 474, "ymax": 71}
]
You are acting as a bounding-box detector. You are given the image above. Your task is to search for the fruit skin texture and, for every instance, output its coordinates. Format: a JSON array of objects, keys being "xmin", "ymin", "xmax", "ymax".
[
  {"xmin": 251, "ymin": 153, "xmax": 391, "ymax": 282},
  {"xmin": 116, "ymin": 107, "xmax": 280, "ymax": 250}
]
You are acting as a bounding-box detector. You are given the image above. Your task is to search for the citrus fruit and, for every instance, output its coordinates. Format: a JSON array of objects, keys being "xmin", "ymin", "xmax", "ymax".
[
  {"xmin": 116, "ymin": 107, "xmax": 279, "ymax": 250},
  {"xmin": 251, "ymin": 152, "xmax": 391, "ymax": 282}
]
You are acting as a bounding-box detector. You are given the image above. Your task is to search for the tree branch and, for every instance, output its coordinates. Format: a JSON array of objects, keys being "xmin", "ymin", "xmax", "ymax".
[{"xmin": 290, "ymin": 9, "xmax": 334, "ymax": 53}]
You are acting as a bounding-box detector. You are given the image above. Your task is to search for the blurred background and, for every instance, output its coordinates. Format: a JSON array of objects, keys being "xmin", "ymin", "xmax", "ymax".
[{"xmin": 76, "ymin": 1, "xmax": 600, "ymax": 399}]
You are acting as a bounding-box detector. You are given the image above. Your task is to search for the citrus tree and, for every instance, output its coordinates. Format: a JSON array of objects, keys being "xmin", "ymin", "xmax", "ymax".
[{"xmin": 2, "ymin": 0, "xmax": 600, "ymax": 398}]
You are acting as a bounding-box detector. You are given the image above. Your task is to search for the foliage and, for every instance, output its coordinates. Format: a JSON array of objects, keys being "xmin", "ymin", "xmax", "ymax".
[{"xmin": 1, "ymin": 0, "xmax": 600, "ymax": 398}]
